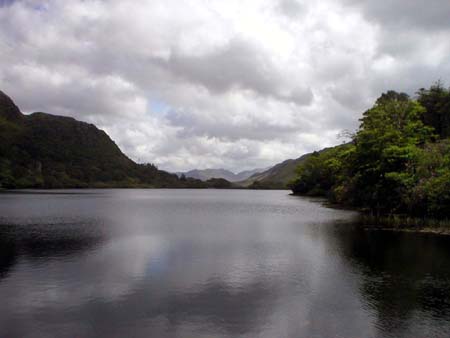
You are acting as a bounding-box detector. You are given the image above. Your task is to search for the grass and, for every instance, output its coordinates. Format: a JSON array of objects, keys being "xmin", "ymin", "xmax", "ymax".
[{"xmin": 359, "ymin": 213, "xmax": 450, "ymax": 235}]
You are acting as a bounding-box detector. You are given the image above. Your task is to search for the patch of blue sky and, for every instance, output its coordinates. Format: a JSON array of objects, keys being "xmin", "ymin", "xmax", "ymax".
[
  {"xmin": 148, "ymin": 98, "xmax": 171, "ymax": 116},
  {"xmin": 0, "ymin": 0, "xmax": 16, "ymax": 7},
  {"xmin": 0, "ymin": 0, "xmax": 48, "ymax": 11},
  {"xmin": 32, "ymin": 3, "xmax": 48, "ymax": 12}
]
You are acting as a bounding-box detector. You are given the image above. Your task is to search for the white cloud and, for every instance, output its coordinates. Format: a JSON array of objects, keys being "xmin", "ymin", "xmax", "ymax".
[{"xmin": 1, "ymin": 0, "xmax": 449, "ymax": 172}]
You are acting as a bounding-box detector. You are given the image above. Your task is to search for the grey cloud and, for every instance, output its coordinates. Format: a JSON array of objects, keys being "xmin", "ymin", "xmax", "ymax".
[
  {"xmin": 278, "ymin": 0, "xmax": 305, "ymax": 18},
  {"xmin": 166, "ymin": 108, "xmax": 304, "ymax": 142},
  {"xmin": 369, "ymin": 63, "xmax": 450, "ymax": 100},
  {"xmin": 169, "ymin": 40, "xmax": 276, "ymax": 94},
  {"xmin": 328, "ymin": 84, "xmax": 371, "ymax": 112},
  {"xmin": 1, "ymin": 65, "xmax": 144, "ymax": 122},
  {"xmin": 343, "ymin": 0, "xmax": 450, "ymax": 31},
  {"xmin": 375, "ymin": 28, "xmax": 450, "ymax": 65},
  {"xmin": 160, "ymin": 39, "xmax": 314, "ymax": 106},
  {"xmin": 279, "ymin": 86, "xmax": 314, "ymax": 106}
]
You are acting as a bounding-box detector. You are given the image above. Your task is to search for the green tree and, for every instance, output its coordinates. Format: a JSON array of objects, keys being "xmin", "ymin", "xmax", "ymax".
[
  {"xmin": 417, "ymin": 81, "xmax": 450, "ymax": 138},
  {"xmin": 349, "ymin": 91, "xmax": 433, "ymax": 212},
  {"xmin": 409, "ymin": 140, "xmax": 450, "ymax": 217},
  {"xmin": 289, "ymin": 144, "xmax": 354, "ymax": 200}
]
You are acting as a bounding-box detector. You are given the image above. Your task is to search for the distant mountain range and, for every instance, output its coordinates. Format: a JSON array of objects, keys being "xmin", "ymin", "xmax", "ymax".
[
  {"xmin": 177, "ymin": 168, "xmax": 266, "ymax": 182},
  {"xmin": 177, "ymin": 155, "xmax": 314, "ymax": 189}
]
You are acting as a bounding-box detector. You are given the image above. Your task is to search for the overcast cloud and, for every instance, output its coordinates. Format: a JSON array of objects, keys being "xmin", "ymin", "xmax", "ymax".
[{"xmin": 1, "ymin": 0, "xmax": 449, "ymax": 172}]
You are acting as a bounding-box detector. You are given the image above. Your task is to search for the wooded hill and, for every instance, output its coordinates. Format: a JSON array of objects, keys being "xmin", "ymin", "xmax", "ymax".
[
  {"xmin": 289, "ymin": 83, "xmax": 450, "ymax": 219},
  {"xmin": 0, "ymin": 91, "xmax": 212, "ymax": 189}
]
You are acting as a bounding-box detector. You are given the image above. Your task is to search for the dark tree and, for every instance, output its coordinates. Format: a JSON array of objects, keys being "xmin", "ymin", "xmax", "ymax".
[{"xmin": 417, "ymin": 81, "xmax": 450, "ymax": 138}]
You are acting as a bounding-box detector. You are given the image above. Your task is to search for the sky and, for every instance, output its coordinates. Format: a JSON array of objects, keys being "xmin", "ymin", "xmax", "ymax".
[{"xmin": 1, "ymin": 0, "xmax": 450, "ymax": 172}]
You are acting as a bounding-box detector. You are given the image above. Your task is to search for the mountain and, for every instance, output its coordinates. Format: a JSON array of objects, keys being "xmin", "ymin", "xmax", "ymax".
[
  {"xmin": 237, "ymin": 146, "xmax": 343, "ymax": 189},
  {"xmin": 0, "ymin": 90, "xmax": 210, "ymax": 189},
  {"xmin": 237, "ymin": 154, "xmax": 311, "ymax": 189},
  {"xmin": 234, "ymin": 168, "xmax": 266, "ymax": 181},
  {"xmin": 180, "ymin": 169, "xmax": 237, "ymax": 181},
  {"xmin": 179, "ymin": 168, "xmax": 265, "ymax": 182},
  {"xmin": 0, "ymin": 91, "xmax": 23, "ymax": 122}
]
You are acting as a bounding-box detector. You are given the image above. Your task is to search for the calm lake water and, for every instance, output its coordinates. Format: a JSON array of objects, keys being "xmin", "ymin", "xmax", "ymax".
[{"xmin": 0, "ymin": 189, "xmax": 450, "ymax": 337}]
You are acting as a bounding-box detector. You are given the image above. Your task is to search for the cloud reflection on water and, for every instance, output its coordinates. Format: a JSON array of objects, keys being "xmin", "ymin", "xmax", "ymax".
[{"xmin": 0, "ymin": 190, "xmax": 449, "ymax": 337}]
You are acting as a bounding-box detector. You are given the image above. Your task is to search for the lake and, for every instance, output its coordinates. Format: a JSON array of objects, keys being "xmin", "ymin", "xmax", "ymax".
[{"xmin": 0, "ymin": 189, "xmax": 449, "ymax": 337}]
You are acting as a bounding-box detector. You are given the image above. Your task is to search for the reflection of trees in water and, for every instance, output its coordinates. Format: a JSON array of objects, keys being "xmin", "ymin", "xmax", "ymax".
[
  {"xmin": 0, "ymin": 237, "xmax": 16, "ymax": 279},
  {"xmin": 330, "ymin": 224, "xmax": 450, "ymax": 336},
  {"xmin": 0, "ymin": 222, "xmax": 104, "ymax": 280}
]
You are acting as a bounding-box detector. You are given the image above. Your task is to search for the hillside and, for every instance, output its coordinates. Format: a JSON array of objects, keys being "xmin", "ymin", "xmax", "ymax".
[
  {"xmin": 237, "ymin": 154, "xmax": 311, "ymax": 189},
  {"xmin": 0, "ymin": 91, "xmax": 208, "ymax": 189},
  {"xmin": 179, "ymin": 168, "xmax": 264, "ymax": 182},
  {"xmin": 237, "ymin": 145, "xmax": 348, "ymax": 189},
  {"xmin": 234, "ymin": 168, "xmax": 266, "ymax": 181}
]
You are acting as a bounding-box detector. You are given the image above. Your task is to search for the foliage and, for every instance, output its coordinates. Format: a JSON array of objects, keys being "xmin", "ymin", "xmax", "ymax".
[
  {"xmin": 290, "ymin": 85, "xmax": 450, "ymax": 219},
  {"xmin": 417, "ymin": 81, "xmax": 450, "ymax": 138},
  {"xmin": 206, "ymin": 178, "xmax": 233, "ymax": 189},
  {"xmin": 248, "ymin": 180, "xmax": 287, "ymax": 189},
  {"xmin": 288, "ymin": 144, "xmax": 354, "ymax": 199}
]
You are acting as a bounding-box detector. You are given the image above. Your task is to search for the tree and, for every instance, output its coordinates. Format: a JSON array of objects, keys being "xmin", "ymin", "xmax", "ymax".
[
  {"xmin": 289, "ymin": 144, "xmax": 354, "ymax": 200},
  {"xmin": 291, "ymin": 85, "xmax": 450, "ymax": 219},
  {"xmin": 349, "ymin": 91, "xmax": 433, "ymax": 212},
  {"xmin": 417, "ymin": 81, "xmax": 450, "ymax": 138}
]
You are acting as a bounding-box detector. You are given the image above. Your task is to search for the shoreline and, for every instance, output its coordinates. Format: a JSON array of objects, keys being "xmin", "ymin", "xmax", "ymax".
[
  {"xmin": 291, "ymin": 193, "xmax": 450, "ymax": 236},
  {"xmin": 3, "ymin": 188, "xmax": 448, "ymax": 235},
  {"xmin": 363, "ymin": 226, "xmax": 450, "ymax": 236}
]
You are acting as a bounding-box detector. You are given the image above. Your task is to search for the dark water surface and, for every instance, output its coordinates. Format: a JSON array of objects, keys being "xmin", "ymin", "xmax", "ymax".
[{"xmin": 0, "ymin": 189, "xmax": 450, "ymax": 337}]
